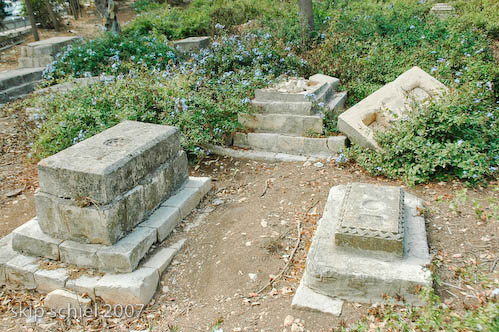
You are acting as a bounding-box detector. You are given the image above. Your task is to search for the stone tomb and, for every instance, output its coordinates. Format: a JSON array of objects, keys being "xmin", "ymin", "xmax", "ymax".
[
  {"xmin": 173, "ymin": 36, "xmax": 211, "ymax": 53},
  {"xmin": 2, "ymin": 121, "xmax": 211, "ymax": 305},
  {"xmin": 293, "ymin": 183, "xmax": 431, "ymax": 315},
  {"xmin": 19, "ymin": 36, "xmax": 80, "ymax": 69},
  {"xmin": 430, "ymin": 3, "xmax": 456, "ymax": 19},
  {"xmin": 338, "ymin": 66, "xmax": 448, "ymax": 150},
  {"xmin": 234, "ymin": 74, "xmax": 347, "ymax": 158}
]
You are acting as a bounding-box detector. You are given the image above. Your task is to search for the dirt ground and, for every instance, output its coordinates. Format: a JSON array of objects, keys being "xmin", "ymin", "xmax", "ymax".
[{"xmin": 0, "ymin": 125, "xmax": 497, "ymax": 331}]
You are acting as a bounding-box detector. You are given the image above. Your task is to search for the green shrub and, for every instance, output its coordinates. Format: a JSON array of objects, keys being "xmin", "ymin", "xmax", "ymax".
[
  {"xmin": 30, "ymin": 31, "xmax": 306, "ymax": 159},
  {"xmin": 43, "ymin": 33, "xmax": 176, "ymax": 81}
]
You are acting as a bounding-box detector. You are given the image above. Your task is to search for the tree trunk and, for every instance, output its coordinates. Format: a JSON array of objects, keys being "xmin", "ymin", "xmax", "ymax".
[
  {"xmin": 298, "ymin": 0, "xmax": 314, "ymax": 33},
  {"xmin": 25, "ymin": 0, "xmax": 39, "ymax": 41},
  {"xmin": 45, "ymin": 0, "xmax": 60, "ymax": 30}
]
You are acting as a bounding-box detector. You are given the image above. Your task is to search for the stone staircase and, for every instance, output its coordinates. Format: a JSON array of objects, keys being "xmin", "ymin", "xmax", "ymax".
[
  {"xmin": 0, "ymin": 67, "xmax": 45, "ymax": 105},
  {"xmin": 233, "ymin": 74, "xmax": 348, "ymax": 158}
]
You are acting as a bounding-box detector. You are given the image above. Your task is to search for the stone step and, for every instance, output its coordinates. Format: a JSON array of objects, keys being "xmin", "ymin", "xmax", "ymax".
[
  {"xmin": 18, "ymin": 55, "xmax": 54, "ymax": 69},
  {"xmin": 2, "ymin": 232, "xmax": 185, "ymax": 305},
  {"xmin": 326, "ymin": 91, "xmax": 348, "ymax": 114},
  {"xmin": 254, "ymin": 80, "xmax": 330, "ymax": 103},
  {"xmin": 238, "ymin": 113, "xmax": 323, "ymax": 136},
  {"xmin": 251, "ymin": 100, "xmax": 314, "ymax": 116},
  {"xmin": 0, "ymin": 67, "xmax": 44, "ymax": 91},
  {"xmin": 10, "ymin": 177, "xmax": 211, "ymax": 273},
  {"xmin": 0, "ymin": 80, "xmax": 40, "ymax": 103},
  {"xmin": 233, "ymin": 132, "xmax": 346, "ymax": 157}
]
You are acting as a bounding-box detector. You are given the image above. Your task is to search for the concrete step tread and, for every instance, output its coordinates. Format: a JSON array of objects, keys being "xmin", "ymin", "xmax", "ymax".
[{"xmin": 0, "ymin": 80, "xmax": 40, "ymax": 103}]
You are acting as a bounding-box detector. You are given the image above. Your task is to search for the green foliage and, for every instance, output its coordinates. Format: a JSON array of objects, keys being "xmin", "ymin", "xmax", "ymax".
[
  {"xmin": 348, "ymin": 86, "xmax": 498, "ymax": 185},
  {"xmin": 43, "ymin": 33, "xmax": 176, "ymax": 80},
  {"xmin": 126, "ymin": 0, "xmax": 277, "ymax": 40},
  {"xmin": 30, "ymin": 31, "xmax": 305, "ymax": 158},
  {"xmin": 453, "ymin": 0, "xmax": 499, "ymax": 38},
  {"xmin": 132, "ymin": 0, "xmax": 163, "ymax": 13}
]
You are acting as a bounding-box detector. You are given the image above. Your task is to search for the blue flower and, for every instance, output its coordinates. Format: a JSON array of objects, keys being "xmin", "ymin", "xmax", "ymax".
[
  {"xmin": 457, "ymin": 140, "xmax": 464, "ymax": 146},
  {"xmin": 490, "ymin": 166, "xmax": 497, "ymax": 172},
  {"xmin": 431, "ymin": 66, "xmax": 438, "ymax": 73},
  {"xmin": 241, "ymin": 98, "xmax": 250, "ymax": 104},
  {"xmin": 409, "ymin": 25, "xmax": 415, "ymax": 30},
  {"xmin": 454, "ymin": 78, "xmax": 460, "ymax": 83}
]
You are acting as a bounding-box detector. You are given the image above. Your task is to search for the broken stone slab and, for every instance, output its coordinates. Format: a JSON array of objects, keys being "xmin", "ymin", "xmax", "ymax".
[
  {"xmin": 95, "ymin": 267, "xmax": 159, "ymax": 305},
  {"xmin": 12, "ymin": 218, "xmax": 62, "ymax": 260},
  {"xmin": 292, "ymin": 281, "xmax": 344, "ymax": 316},
  {"xmin": 5, "ymin": 254, "xmax": 39, "ymax": 289},
  {"xmin": 338, "ymin": 66, "xmax": 448, "ymax": 150},
  {"xmin": 66, "ymin": 275, "xmax": 101, "ymax": 300},
  {"xmin": 44, "ymin": 289, "xmax": 91, "ymax": 312},
  {"xmin": 173, "ymin": 36, "xmax": 211, "ymax": 52},
  {"xmin": 430, "ymin": 3, "xmax": 456, "ymax": 19},
  {"xmin": 233, "ymin": 132, "xmax": 346, "ymax": 157},
  {"xmin": 301, "ymin": 183, "xmax": 431, "ymax": 305},
  {"xmin": 34, "ymin": 268, "xmax": 69, "ymax": 294},
  {"xmin": 238, "ymin": 113, "xmax": 323, "ymax": 136},
  {"xmin": 37, "ymin": 120, "xmax": 181, "ymax": 205},
  {"xmin": 255, "ymin": 78, "xmax": 330, "ymax": 103}
]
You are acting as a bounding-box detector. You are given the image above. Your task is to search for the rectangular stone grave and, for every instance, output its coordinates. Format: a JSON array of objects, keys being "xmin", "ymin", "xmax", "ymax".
[
  {"xmin": 338, "ymin": 66, "xmax": 447, "ymax": 150},
  {"xmin": 36, "ymin": 120, "xmax": 188, "ymax": 245},
  {"xmin": 19, "ymin": 36, "xmax": 80, "ymax": 68},
  {"xmin": 335, "ymin": 183, "xmax": 404, "ymax": 256},
  {"xmin": 430, "ymin": 3, "xmax": 455, "ymax": 19},
  {"xmin": 293, "ymin": 183, "xmax": 432, "ymax": 312}
]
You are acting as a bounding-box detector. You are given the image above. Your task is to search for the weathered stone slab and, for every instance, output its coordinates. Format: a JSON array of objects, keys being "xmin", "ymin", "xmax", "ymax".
[
  {"xmin": 335, "ymin": 183, "xmax": 404, "ymax": 256},
  {"xmin": 142, "ymin": 238, "xmax": 184, "ymax": 275},
  {"xmin": 255, "ymin": 79, "xmax": 329, "ymax": 103},
  {"xmin": 59, "ymin": 241, "xmax": 103, "ymax": 268},
  {"xmin": 302, "ymin": 184, "xmax": 431, "ymax": 305},
  {"xmin": 234, "ymin": 132, "xmax": 346, "ymax": 157},
  {"xmin": 430, "ymin": 3, "xmax": 455, "ymax": 19},
  {"xmin": 34, "ymin": 268, "xmax": 68, "ymax": 293},
  {"xmin": 95, "ymin": 267, "xmax": 159, "ymax": 305},
  {"xmin": 338, "ymin": 66, "xmax": 447, "ymax": 150},
  {"xmin": 19, "ymin": 36, "xmax": 80, "ymax": 68},
  {"xmin": 37, "ymin": 144, "xmax": 183, "ymax": 245},
  {"xmin": 239, "ymin": 113, "xmax": 323, "ymax": 136},
  {"xmin": 292, "ymin": 281, "xmax": 344, "ymax": 316},
  {"xmin": 37, "ymin": 120, "xmax": 180, "ymax": 204},
  {"xmin": 96, "ymin": 227, "xmax": 156, "ymax": 273},
  {"xmin": 173, "ymin": 36, "xmax": 211, "ymax": 52},
  {"xmin": 12, "ymin": 218, "xmax": 62, "ymax": 260},
  {"xmin": 5, "ymin": 254, "xmax": 39, "ymax": 289}
]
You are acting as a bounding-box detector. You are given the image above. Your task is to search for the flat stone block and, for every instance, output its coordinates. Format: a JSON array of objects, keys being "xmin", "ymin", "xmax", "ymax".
[
  {"xmin": 37, "ymin": 120, "xmax": 180, "ymax": 205},
  {"xmin": 60, "ymin": 241, "xmax": 102, "ymax": 269},
  {"xmin": 96, "ymin": 227, "xmax": 156, "ymax": 273},
  {"xmin": 254, "ymin": 79, "xmax": 328, "ymax": 103},
  {"xmin": 302, "ymin": 184, "xmax": 431, "ymax": 305},
  {"xmin": 44, "ymin": 289, "xmax": 91, "ymax": 311},
  {"xmin": 12, "ymin": 218, "xmax": 62, "ymax": 260},
  {"xmin": 338, "ymin": 66, "xmax": 447, "ymax": 150},
  {"xmin": 335, "ymin": 183, "xmax": 404, "ymax": 256},
  {"xmin": 172, "ymin": 150, "xmax": 189, "ymax": 190},
  {"xmin": 247, "ymin": 132, "xmax": 279, "ymax": 151},
  {"xmin": 33, "ymin": 55, "xmax": 54, "ymax": 68},
  {"xmin": 251, "ymin": 100, "xmax": 313, "ymax": 116},
  {"xmin": 327, "ymin": 136, "xmax": 347, "ymax": 154},
  {"xmin": 277, "ymin": 135, "xmax": 305, "ymax": 154},
  {"xmin": 6, "ymin": 254, "xmax": 39, "ymax": 289},
  {"xmin": 37, "ymin": 160, "xmax": 177, "ymax": 245},
  {"xmin": 139, "ymin": 206, "xmax": 181, "ymax": 242},
  {"xmin": 181, "ymin": 177, "xmax": 211, "ymax": 196},
  {"xmin": 18, "ymin": 57, "xmax": 34, "ymax": 68},
  {"xmin": 174, "ymin": 36, "xmax": 211, "ymax": 52},
  {"xmin": 292, "ymin": 281, "xmax": 343, "ymax": 316},
  {"xmin": 66, "ymin": 275, "xmax": 101, "ymax": 300},
  {"xmin": 430, "ymin": 3, "xmax": 455, "ymax": 19},
  {"xmin": 95, "ymin": 267, "xmax": 159, "ymax": 305},
  {"xmin": 34, "ymin": 268, "xmax": 68, "ymax": 294}
]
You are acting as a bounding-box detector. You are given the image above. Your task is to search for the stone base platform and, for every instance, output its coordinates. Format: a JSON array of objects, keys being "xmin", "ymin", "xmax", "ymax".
[
  {"xmin": 292, "ymin": 281, "xmax": 344, "ymax": 316},
  {"xmin": 1, "ymin": 234, "xmax": 184, "ymax": 305},
  {"xmin": 233, "ymin": 133, "xmax": 346, "ymax": 157},
  {"xmin": 19, "ymin": 36, "xmax": 80, "ymax": 69},
  {"xmin": 11, "ymin": 177, "xmax": 210, "ymax": 273},
  {"xmin": 294, "ymin": 184, "xmax": 431, "ymax": 313}
]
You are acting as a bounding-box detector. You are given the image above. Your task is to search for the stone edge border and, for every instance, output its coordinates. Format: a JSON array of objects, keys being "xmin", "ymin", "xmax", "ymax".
[{"xmin": 204, "ymin": 144, "xmax": 341, "ymax": 162}]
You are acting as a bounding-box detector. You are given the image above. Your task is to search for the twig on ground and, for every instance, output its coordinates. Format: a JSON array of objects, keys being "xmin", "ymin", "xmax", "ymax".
[
  {"xmin": 256, "ymin": 220, "xmax": 302, "ymax": 295},
  {"xmin": 261, "ymin": 179, "xmax": 270, "ymax": 197},
  {"xmin": 442, "ymin": 281, "xmax": 465, "ymax": 291}
]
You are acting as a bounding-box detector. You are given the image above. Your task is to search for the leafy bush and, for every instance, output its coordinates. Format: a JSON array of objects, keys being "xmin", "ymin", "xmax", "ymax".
[
  {"xmin": 43, "ymin": 33, "xmax": 176, "ymax": 81},
  {"xmin": 30, "ymin": 31, "xmax": 306, "ymax": 159}
]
